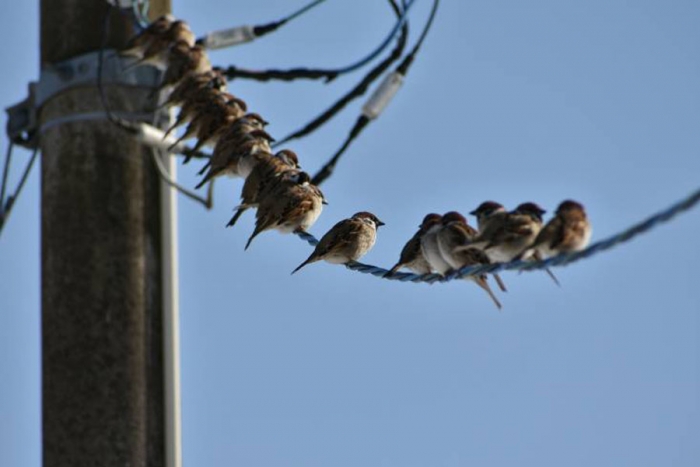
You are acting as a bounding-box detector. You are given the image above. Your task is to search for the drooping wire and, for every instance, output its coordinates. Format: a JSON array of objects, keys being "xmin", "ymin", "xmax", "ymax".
[
  {"xmin": 294, "ymin": 186, "xmax": 700, "ymax": 283},
  {"xmin": 272, "ymin": 0, "xmax": 409, "ymax": 148},
  {"xmin": 0, "ymin": 143, "xmax": 14, "ymax": 216},
  {"xmin": 311, "ymin": 0, "xmax": 440, "ymax": 186},
  {"xmin": 223, "ymin": 0, "xmax": 418, "ymax": 83},
  {"xmin": 246, "ymin": 0, "xmax": 328, "ymax": 39},
  {"xmin": 0, "ymin": 146, "xmax": 39, "ymax": 238}
]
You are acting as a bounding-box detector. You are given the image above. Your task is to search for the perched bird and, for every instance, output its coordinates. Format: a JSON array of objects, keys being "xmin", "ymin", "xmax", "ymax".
[
  {"xmin": 468, "ymin": 202, "xmax": 547, "ymax": 263},
  {"xmin": 435, "ymin": 211, "xmax": 506, "ymax": 303},
  {"xmin": 158, "ymin": 67, "xmax": 227, "ymax": 110},
  {"xmin": 196, "ymin": 128, "xmax": 274, "ymax": 189},
  {"xmin": 168, "ymin": 94, "xmax": 248, "ymax": 153},
  {"xmin": 386, "ymin": 213, "xmax": 442, "ymax": 276},
  {"xmin": 522, "ymin": 200, "xmax": 592, "ymax": 260},
  {"xmin": 156, "ymin": 42, "xmax": 211, "ymax": 93},
  {"xmin": 226, "ymin": 149, "xmax": 303, "ymax": 228},
  {"xmin": 292, "ymin": 212, "xmax": 385, "ymax": 274},
  {"xmin": 470, "ymin": 201, "xmax": 507, "ymax": 232},
  {"xmin": 120, "ymin": 15, "xmax": 174, "ymax": 60},
  {"xmin": 420, "ymin": 214, "xmax": 453, "ymax": 275},
  {"xmin": 122, "ymin": 20, "xmax": 196, "ymax": 71},
  {"xmin": 245, "ymin": 172, "xmax": 325, "ymax": 250}
]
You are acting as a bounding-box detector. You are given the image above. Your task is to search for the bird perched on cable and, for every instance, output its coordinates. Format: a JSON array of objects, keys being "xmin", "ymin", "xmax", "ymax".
[
  {"xmin": 158, "ymin": 68, "xmax": 227, "ymax": 110},
  {"xmin": 434, "ymin": 211, "xmax": 505, "ymax": 307},
  {"xmin": 156, "ymin": 41, "xmax": 212, "ymax": 94},
  {"xmin": 196, "ymin": 127, "xmax": 274, "ymax": 189},
  {"xmin": 164, "ymin": 87, "xmax": 236, "ymax": 138},
  {"xmin": 470, "ymin": 201, "xmax": 508, "ymax": 232},
  {"xmin": 226, "ymin": 149, "xmax": 303, "ymax": 228},
  {"xmin": 420, "ymin": 213, "xmax": 453, "ymax": 275},
  {"xmin": 386, "ymin": 213, "xmax": 442, "ymax": 276},
  {"xmin": 121, "ymin": 19, "xmax": 196, "ymax": 71},
  {"xmin": 292, "ymin": 212, "xmax": 385, "ymax": 274},
  {"xmin": 120, "ymin": 15, "xmax": 174, "ymax": 60},
  {"xmin": 520, "ymin": 200, "xmax": 592, "ymax": 260},
  {"xmin": 245, "ymin": 172, "xmax": 326, "ymax": 250},
  {"xmin": 168, "ymin": 94, "xmax": 248, "ymax": 152}
]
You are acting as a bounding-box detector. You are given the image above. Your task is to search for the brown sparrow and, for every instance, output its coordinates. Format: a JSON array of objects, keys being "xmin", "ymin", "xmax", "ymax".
[
  {"xmin": 292, "ymin": 212, "xmax": 385, "ymax": 274},
  {"xmin": 420, "ymin": 213, "xmax": 453, "ymax": 275},
  {"xmin": 245, "ymin": 172, "xmax": 325, "ymax": 250},
  {"xmin": 159, "ymin": 68, "xmax": 228, "ymax": 110},
  {"xmin": 120, "ymin": 15, "xmax": 174, "ymax": 60},
  {"xmin": 225, "ymin": 150, "xmax": 302, "ymax": 228},
  {"xmin": 436, "ymin": 211, "xmax": 507, "ymax": 300},
  {"xmin": 122, "ymin": 20, "xmax": 196, "ymax": 71},
  {"xmin": 386, "ymin": 213, "xmax": 442, "ymax": 276},
  {"xmin": 523, "ymin": 200, "xmax": 592, "ymax": 259},
  {"xmin": 195, "ymin": 129, "xmax": 274, "ymax": 189},
  {"xmin": 157, "ymin": 42, "xmax": 212, "ymax": 93},
  {"xmin": 470, "ymin": 201, "xmax": 507, "ymax": 232}
]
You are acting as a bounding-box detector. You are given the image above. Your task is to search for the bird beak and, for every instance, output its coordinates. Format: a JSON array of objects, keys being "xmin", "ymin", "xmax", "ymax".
[
  {"xmin": 322, "ymin": 199, "xmax": 329, "ymax": 205},
  {"xmin": 468, "ymin": 209, "xmax": 478, "ymax": 216},
  {"xmin": 376, "ymin": 219, "xmax": 386, "ymax": 227}
]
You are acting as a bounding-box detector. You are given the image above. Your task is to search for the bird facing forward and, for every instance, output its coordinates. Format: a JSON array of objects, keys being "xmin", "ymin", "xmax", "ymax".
[{"xmin": 292, "ymin": 212, "xmax": 385, "ymax": 274}]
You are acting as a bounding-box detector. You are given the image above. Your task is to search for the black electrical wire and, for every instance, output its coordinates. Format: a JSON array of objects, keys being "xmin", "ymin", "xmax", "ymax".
[
  {"xmin": 272, "ymin": 0, "xmax": 408, "ymax": 148},
  {"xmin": 0, "ymin": 146, "xmax": 38, "ymax": 237},
  {"xmin": 0, "ymin": 142, "xmax": 14, "ymax": 217},
  {"xmin": 223, "ymin": 0, "xmax": 416, "ymax": 83},
  {"xmin": 311, "ymin": 0, "xmax": 440, "ymax": 187}
]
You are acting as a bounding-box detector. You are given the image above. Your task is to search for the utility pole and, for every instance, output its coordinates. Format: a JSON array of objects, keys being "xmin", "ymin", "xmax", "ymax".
[{"xmin": 39, "ymin": 1, "xmax": 174, "ymax": 466}]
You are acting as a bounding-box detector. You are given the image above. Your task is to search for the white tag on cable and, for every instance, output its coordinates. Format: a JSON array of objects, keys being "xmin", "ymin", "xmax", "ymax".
[
  {"xmin": 136, "ymin": 123, "xmax": 184, "ymax": 152},
  {"xmin": 362, "ymin": 71, "xmax": 404, "ymax": 119},
  {"xmin": 202, "ymin": 25, "xmax": 256, "ymax": 50}
]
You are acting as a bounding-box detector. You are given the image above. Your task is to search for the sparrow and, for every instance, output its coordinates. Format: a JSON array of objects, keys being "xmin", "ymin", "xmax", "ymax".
[
  {"xmin": 163, "ymin": 87, "xmax": 231, "ymax": 138},
  {"xmin": 195, "ymin": 113, "xmax": 269, "ymax": 176},
  {"xmin": 420, "ymin": 214, "xmax": 452, "ymax": 275},
  {"xmin": 158, "ymin": 68, "xmax": 228, "ymax": 110},
  {"xmin": 156, "ymin": 42, "xmax": 212, "ymax": 93},
  {"xmin": 120, "ymin": 15, "xmax": 174, "ymax": 60},
  {"xmin": 470, "ymin": 201, "xmax": 508, "ymax": 232},
  {"xmin": 245, "ymin": 172, "xmax": 326, "ymax": 250},
  {"xmin": 122, "ymin": 20, "xmax": 196, "ymax": 71},
  {"xmin": 522, "ymin": 200, "xmax": 592, "ymax": 260},
  {"xmin": 435, "ymin": 211, "xmax": 507, "ymax": 299},
  {"xmin": 168, "ymin": 94, "xmax": 248, "ymax": 153},
  {"xmin": 386, "ymin": 213, "xmax": 442, "ymax": 276},
  {"xmin": 196, "ymin": 128, "xmax": 274, "ymax": 189},
  {"xmin": 226, "ymin": 149, "xmax": 303, "ymax": 228},
  {"xmin": 292, "ymin": 212, "xmax": 385, "ymax": 274}
]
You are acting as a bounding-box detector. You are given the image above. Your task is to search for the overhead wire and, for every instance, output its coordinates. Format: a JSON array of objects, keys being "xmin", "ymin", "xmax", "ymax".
[
  {"xmin": 311, "ymin": 0, "xmax": 439, "ymax": 186},
  {"xmin": 0, "ymin": 146, "xmax": 39, "ymax": 237},
  {"xmin": 222, "ymin": 0, "xmax": 417, "ymax": 83},
  {"xmin": 271, "ymin": 0, "xmax": 409, "ymax": 148}
]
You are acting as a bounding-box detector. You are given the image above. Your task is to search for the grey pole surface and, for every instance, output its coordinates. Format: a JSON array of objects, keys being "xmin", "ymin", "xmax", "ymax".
[{"xmin": 40, "ymin": 1, "xmax": 172, "ymax": 466}]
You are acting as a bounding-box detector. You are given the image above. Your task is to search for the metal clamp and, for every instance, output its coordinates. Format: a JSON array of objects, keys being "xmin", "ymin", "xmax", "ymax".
[{"xmin": 5, "ymin": 49, "xmax": 162, "ymax": 149}]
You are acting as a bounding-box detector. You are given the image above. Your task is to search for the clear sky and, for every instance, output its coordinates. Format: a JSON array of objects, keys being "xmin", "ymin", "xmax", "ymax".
[{"xmin": 1, "ymin": 1, "xmax": 699, "ymax": 466}]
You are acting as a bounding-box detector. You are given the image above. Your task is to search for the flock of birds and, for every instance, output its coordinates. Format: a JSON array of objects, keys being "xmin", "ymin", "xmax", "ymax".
[{"xmin": 120, "ymin": 15, "xmax": 592, "ymax": 309}]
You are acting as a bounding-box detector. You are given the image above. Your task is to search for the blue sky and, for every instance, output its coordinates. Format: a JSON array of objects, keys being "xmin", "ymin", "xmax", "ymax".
[{"xmin": 1, "ymin": 1, "xmax": 699, "ymax": 466}]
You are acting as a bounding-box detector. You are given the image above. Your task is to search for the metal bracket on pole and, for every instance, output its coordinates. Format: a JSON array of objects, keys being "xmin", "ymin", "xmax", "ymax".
[{"xmin": 5, "ymin": 49, "xmax": 161, "ymax": 149}]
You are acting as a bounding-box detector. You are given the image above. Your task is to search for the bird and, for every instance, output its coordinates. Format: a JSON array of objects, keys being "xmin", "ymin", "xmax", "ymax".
[
  {"xmin": 226, "ymin": 149, "xmax": 303, "ymax": 228},
  {"xmin": 435, "ymin": 211, "xmax": 506, "ymax": 307},
  {"xmin": 386, "ymin": 213, "xmax": 442, "ymax": 276},
  {"xmin": 469, "ymin": 200, "xmax": 508, "ymax": 232},
  {"xmin": 292, "ymin": 212, "xmax": 385, "ymax": 274},
  {"xmin": 158, "ymin": 67, "xmax": 227, "ymax": 110},
  {"xmin": 156, "ymin": 42, "xmax": 211, "ymax": 94},
  {"xmin": 467, "ymin": 202, "xmax": 547, "ymax": 263},
  {"xmin": 245, "ymin": 172, "xmax": 326, "ymax": 250},
  {"xmin": 521, "ymin": 200, "xmax": 592, "ymax": 260},
  {"xmin": 196, "ymin": 128, "xmax": 274, "ymax": 189},
  {"xmin": 119, "ymin": 15, "xmax": 174, "ymax": 60},
  {"xmin": 121, "ymin": 20, "xmax": 196, "ymax": 71},
  {"xmin": 168, "ymin": 95, "xmax": 248, "ymax": 153},
  {"xmin": 420, "ymin": 213, "xmax": 453, "ymax": 275}
]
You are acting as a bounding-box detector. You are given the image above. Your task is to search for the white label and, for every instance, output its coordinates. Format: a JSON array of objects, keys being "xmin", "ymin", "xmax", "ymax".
[
  {"xmin": 362, "ymin": 72, "xmax": 404, "ymax": 119},
  {"xmin": 203, "ymin": 25, "xmax": 256, "ymax": 50},
  {"xmin": 136, "ymin": 123, "xmax": 183, "ymax": 152}
]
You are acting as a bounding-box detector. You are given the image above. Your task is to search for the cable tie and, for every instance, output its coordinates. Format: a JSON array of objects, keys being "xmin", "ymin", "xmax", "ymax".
[{"xmin": 361, "ymin": 71, "xmax": 404, "ymax": 119}]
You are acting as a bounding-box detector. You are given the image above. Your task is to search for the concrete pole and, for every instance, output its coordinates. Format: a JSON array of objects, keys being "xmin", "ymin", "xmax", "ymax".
[{"xmin": 40, "ymin": 1, "xmax": 172, "ymax": 466}]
